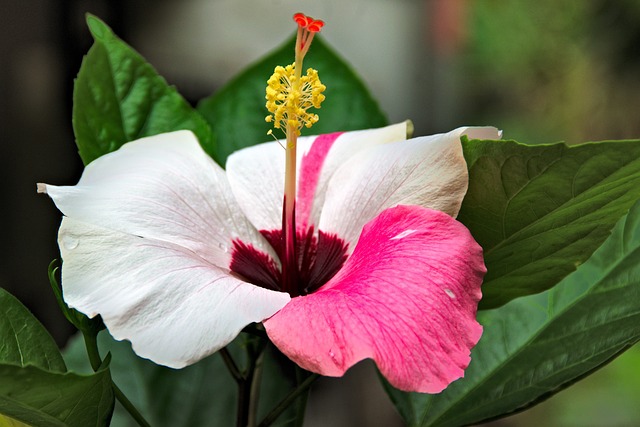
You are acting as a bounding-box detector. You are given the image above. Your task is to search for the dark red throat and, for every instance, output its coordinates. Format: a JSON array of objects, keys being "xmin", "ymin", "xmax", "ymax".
[{"xmin": 229, "ymin": 227, "xmax": 348, "ymax": 297}]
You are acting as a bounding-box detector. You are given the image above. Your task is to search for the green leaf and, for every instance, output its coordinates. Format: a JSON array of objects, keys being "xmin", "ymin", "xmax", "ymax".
[
  {"xmin": 459, "ymin": 137, "xmax": 640, "ymax": 308},
  {"xmin": 197, "ymin": 36, "xmax": 387, "ymax": 164},
  {"xmin": 385, "ymin": 199, "xmax": 640, "ymax": 426},
  {"xmin": 0, "ymin": 364, "xmax": 114, "ymax": 427},
  {"xmin": 0, "ymin": 288, "xmax": 66, "ymax": 372},
  {"xmin": 73, "ymin": 15, "xmax": 213, "ymax": 165},
  {"xmin": 0, "ymin": 289, "xmax": 114, "ymax": 426},
  {"xmin": 64, "ymin": 331, "xmax": 308, "ymax": 427},
  {"xmin": 0, "ymin": 414, "xmax": 33, "ymax": 427}
]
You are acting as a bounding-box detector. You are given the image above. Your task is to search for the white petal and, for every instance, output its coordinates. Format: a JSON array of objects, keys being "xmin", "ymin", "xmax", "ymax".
[
  {"xmin": 59, "ymin": 218, "xmax": 290, "ymax": 368},
  {"xmin": 226, "ymin": 123, "xmax": 408, "ymax": 232},
  {"xmin": 319, "ymin": 127, "xmax": 500, "ymax": 247},
  {"xmin": 40, "ymin": 130, "xmax": 272, "ymax": 268},
  {"xmin": 225, "ymin": 140, "xmax": 287, "ymax": 231}
]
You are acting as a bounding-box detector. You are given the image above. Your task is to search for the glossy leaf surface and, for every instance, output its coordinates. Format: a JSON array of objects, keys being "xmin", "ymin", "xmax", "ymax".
[
  {"xmin": 73, "ymin": 15, "xmax": 213, "ymax": 165},
  {"xmin": 0, "ymin": 288, "xmax": 66, "ymax": 372},
  {"xmin": 459, "ymin": 137, "xmax": 640, "ymax": 308}
]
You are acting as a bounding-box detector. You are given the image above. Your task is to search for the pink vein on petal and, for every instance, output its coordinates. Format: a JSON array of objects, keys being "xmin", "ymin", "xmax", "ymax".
[{"xmin": 296, "ymin": 132, "xmax": 343, "ymax": 230}]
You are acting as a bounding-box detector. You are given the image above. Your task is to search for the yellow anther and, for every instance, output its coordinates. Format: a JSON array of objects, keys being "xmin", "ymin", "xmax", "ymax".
[{"xmin": 265, "ymin": 63, "xmax": 325, "ymax": 136}]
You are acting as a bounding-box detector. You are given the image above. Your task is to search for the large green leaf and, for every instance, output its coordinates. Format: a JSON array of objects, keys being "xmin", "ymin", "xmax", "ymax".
[
  {"xmin": 0, "ymin": 288, "xmax": 66, "ymax": 372},
  {"xmin": 385, "ymin": 199, "xmax": 640, "ymax": 426},
  {"xmin": 197, "ymin": 36, "xmax": 387, "ymax": 164},
  {"xmin": 0, "ymin": 289, "xmax": 114, "ymax": 426},
  {"xmin": 64, "ymin": 331, "xmax": 308, "ymax": 427},
  {"xmin": 0, "ymin": 364, "xmax": 114, "ymax": 427},
  {"xmin": 73, "ymin": 15, "xmax": 213, "ymax": 165},
  {"xmin": 459, "ymin": 137, "xmax": 640, "ymax": 308}
]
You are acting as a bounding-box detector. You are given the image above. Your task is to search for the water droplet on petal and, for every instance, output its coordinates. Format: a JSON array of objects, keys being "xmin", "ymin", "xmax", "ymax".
[
  {"xmin": 62, "ymin": 235, "xmax": 79, "ymax": 250},
  {"xmin": 444, "ymin": 288, "xmax": 456, "ymax": 299},
  {"xmin": 218, "ymin": 242, "xmax": 229, "ymax": 253}
]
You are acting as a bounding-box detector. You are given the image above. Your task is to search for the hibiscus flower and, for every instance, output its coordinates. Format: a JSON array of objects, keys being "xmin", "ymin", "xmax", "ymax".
[
  {"xmin": 38, "ymin": 13, "xmax": 500, "ymax": 393},
  {"xmin": 38, "ymin": 122, "xmax": 499, "ymax": 392}
]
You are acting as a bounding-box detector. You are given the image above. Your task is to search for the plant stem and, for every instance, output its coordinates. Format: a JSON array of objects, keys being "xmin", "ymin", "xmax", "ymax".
[
  {"xmin": 220, "ymin": 347, "xmax": 243, "ymax": 383},
  {"xmin": 257, "ymin": 373, "xmax": 319, "ymax": 427},
  {"xmin": 237, "ymin": 374, "xmax": 252, "ymax": 427},
  {"xmin": 234, "ymin": 338, "xmax": 267, "ymax": 427},
  {"xmin": 82, "ymin": 331, "xmax": 151, "ymax": 427},
  {"xmin": 293, "ymin": 367, "xmax": 312, "ymax": 426},
  {"xmin": 112, "ymin": 383, "xmax": 152, "ymax": 427},
  {"xmin": 247, "ymin": 351, "xmax": 265, "ymax": 427},
  {"xmin": 82, "ymin": 330, "xmax": 102, "ymax": 372}
]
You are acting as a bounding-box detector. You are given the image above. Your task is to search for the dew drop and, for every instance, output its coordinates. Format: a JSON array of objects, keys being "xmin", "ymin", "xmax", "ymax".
[
  {"xmin": 444, "ymin": 288, "xmax": 456, "ymax": 299},
  {"xmin": 218, "ymin": 242, "xmax": 229, "ymax": 253},
  {"xmin": 62, "ymin": 235, "xmax": 79, "ymax": 250}
]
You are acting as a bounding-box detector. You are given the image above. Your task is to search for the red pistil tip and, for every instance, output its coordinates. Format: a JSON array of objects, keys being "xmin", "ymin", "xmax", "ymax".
[
  {"xmin": 293, "ymin": 12, "xmax": 324, "ymax": 33},
  {"xmin": 293, "ymin": 12, "xmax": 309, "ymax": 27}
]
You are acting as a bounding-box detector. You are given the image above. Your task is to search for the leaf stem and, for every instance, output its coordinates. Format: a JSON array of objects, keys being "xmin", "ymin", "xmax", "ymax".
[
  {"xmin": 220, "ymin": 346, "xmax": 243, "ymax": 383},
  {"xmin": 82, "ymin": 330, "xmax": 102, "ymax": 372},
  {"xmin": 292, "ymin": 367, "xmax": 312, "ymax": 426},
  {"xmin": 82, "ymin": 331, "xmax": 151, "ymax": 427},
  {"xmin": 112, "ymin": 382, "xmax": 152, "ymax": 427},
  {"xmin": 236, "ymin": 339, "xmax": 266, "ymax": 427},
  {"xmin": 257, "ymin": 373, "xmax": 319, "ymax": 427}
]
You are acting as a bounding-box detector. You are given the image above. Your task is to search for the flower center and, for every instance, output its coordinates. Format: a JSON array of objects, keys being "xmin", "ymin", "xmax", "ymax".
[{"xmin": 229, "ymin": 227, "xmax": 348, "ymax": 297}]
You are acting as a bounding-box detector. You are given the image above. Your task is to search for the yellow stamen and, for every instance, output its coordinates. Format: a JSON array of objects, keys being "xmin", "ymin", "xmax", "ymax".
[{"xmin": 265, "ymin": 64, "xmax": 326, "ymax": 136}]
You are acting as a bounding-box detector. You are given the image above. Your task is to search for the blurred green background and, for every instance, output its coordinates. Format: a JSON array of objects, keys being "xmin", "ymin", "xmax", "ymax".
[
  {"xmin": 463, "ymin": 0, "xmax": 640, "ymax": 146},
  {"xmin": 1, "ymin": 1, "xmax": 638, "ymax": 426}
]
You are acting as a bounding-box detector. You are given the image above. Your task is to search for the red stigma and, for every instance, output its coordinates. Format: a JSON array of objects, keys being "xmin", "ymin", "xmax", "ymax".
[
  {"xmin": 307, "ymin": 20, "xmax": 324, "ymax": 32},
  {"xmin": 293, "ymin": 12, "xmax": 310, "ymax": 27},
  {"xmin": 293, "ymin": 13, "xmax": 324, "ymax": 33}
]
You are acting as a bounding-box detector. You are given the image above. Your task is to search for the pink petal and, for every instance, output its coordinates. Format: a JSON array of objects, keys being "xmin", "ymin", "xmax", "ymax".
[
  {"xmin": 296, "ymin": 132, "xmax": 343, "ymax": 230},
  {"xmin": 264, "ymin": 205, "xmax": 485, "ymax": 393},
  {"xmin": 318, "ymin": 127, "xmax": 500, "ymax": 248}
]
